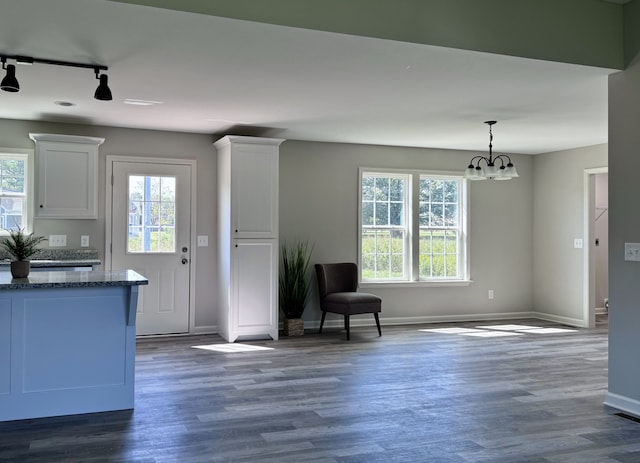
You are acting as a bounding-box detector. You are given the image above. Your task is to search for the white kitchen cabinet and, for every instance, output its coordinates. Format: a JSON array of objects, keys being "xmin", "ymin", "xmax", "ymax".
[
  {"xmin": 29, "ymin": 133, "xmax": 104, "ymax": 219},
  {"xmin": 227, "ymin": 139, "xmax": 279, "ymax": 238},
  {"xmin": 215, "ymin": 136, "xmax": 284, "ymax": 342},
  {"xmin": 230, "ymin": 239, "xmax": 279, "ymax": 341}
]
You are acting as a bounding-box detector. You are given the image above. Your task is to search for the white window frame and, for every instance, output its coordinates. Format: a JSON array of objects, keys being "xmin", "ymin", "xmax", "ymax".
[
  {"xmin": 358, "ymin": 167, "xmax": 470, "ymax": 287},
  {"xmin": 0, "ymin": 148, "xmax": 34, "ymax": 235},
  {"xmin": 360, "ymin": 171, "xmax": 411, "ymax": 281}
]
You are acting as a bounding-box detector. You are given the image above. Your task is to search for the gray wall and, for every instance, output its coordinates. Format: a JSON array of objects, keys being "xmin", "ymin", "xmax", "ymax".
[
  {"xmin": 607, "ymin": 0, "xmax": 640, "ymax": 412},
  {"xmin": 279, "ymin": 140, "xmax": 534, "ymax": 327},
  {"xmin": 0, "ymin": 118, "xmax": 610, "ymax": 336},
  {"xmin": 113, "ymin": 0, "xmax": 625, "ymax": 69},
  {"xmin": 532, "ymin": 144, "xmax": 607, "ymax": 326},
  {"xmin": 0, "ymin": 119, "xmax": 218, "ymax": 329}
]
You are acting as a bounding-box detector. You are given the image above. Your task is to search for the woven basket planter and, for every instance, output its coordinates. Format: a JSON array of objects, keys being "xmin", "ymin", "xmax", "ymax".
[{"xmin": 283, "ymin": 318, "xmax": 304, "ymax": 336}]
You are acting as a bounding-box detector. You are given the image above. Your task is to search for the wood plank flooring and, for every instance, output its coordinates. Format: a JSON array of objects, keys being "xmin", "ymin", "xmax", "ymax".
[{"xmin": 2, "ymin": 317, "xmax": 638, "ymax": 462}]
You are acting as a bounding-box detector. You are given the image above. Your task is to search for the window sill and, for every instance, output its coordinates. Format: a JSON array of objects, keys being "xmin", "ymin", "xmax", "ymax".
[{"xmin": 359, "ymin": 280, "xmax": 472, "ymax": 289}]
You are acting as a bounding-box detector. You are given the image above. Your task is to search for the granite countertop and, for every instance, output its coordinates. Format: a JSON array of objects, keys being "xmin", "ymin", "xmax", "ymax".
[
  {"xmin": 0, "ymin": 259, "xmax": 101, "ymax": 268},
  {"xmin": 0, "ymin": 269, "xmax": 148, "ymax": 290},
  {"xmin": 0, "ymin": 249, "xmax": 102, "ymax": 268}
]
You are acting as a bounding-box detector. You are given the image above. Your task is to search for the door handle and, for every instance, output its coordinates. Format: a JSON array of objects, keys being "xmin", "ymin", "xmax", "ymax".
[{"xmin": 181, "ymin": 257, "xmax": 188, "ymax": 264}]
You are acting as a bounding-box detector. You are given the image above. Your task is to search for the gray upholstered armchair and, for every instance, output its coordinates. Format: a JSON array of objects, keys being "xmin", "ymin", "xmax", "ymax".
[{"xmin": 314, "ymin": 263, "xmax": 382, "ymax": 340}]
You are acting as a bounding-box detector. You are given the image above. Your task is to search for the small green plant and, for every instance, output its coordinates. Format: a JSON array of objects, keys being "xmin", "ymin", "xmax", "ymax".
[
  {"xmin": 1, "ymin": 229, "xmax": 46, "ymax": 261},
  {"xmin": 279, "ymin": 240, "xmax": 313, "ymax": 320}
]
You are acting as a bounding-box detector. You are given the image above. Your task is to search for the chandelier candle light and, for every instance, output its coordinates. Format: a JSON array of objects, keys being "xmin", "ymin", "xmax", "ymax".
[{"xmin": 464, "ymin": 121, "xmax": 519, "ymax": 181}]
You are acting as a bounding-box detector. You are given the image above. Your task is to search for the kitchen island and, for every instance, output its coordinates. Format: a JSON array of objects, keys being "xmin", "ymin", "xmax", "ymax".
[{"xmin": 0, "ymin": 270, "xmax": 148, "ymax": 422}]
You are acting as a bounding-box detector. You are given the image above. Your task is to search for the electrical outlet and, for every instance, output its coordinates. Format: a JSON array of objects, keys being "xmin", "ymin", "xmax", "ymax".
[
  {"xmin": 49, "ymin": 234, "xmax": 67, "ymax": 247},
  {"xmin": 488, "ymin": 289, "xmax": 494, "ymax": 300},
  {"xmin": 81, "ymin": 235, "xmax": 90, "ymax": 247}
]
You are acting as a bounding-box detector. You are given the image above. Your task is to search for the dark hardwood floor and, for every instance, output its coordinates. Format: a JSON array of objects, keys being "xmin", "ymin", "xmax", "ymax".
[{"xmin": 2, "ymin": 316, "xmax": 637, "ymax": 463}]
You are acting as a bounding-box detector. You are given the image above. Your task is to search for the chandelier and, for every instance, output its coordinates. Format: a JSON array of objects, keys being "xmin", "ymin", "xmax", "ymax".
[{"xmin": 464, "ymin": 121, "xmax": 519, "ymax": 181}]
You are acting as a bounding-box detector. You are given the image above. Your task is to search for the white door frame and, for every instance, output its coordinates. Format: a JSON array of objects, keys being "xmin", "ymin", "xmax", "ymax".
[
  {"xmin": 105, "ymin": 155, "xmax": 198, "ymax": 334},
  {"xmin": 583, "ymin": 166, "xmax": 608, "ymax": 328}
]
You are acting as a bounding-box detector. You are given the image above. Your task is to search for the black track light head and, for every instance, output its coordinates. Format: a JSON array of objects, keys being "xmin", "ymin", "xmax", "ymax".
[
  {"xmin": 94, "ymin": 73, "xmax": 112, "ymax": 101},
  {"xmin": 1, "ymin": 63, "xmax": 19, "ymax": 92}
]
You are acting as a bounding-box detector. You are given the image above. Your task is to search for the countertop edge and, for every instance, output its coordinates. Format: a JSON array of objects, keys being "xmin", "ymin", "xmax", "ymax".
[
  {"xmin": 0, "ymin": 259, "xmax": 102, "ymax": 268},
  {"xmin": 0, "ymin": 270, "xmax": 149, "ymax": 290}
]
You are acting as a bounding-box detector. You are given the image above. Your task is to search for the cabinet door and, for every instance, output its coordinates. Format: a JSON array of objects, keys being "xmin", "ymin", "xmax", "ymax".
[
  {"xmin": 231, "ymin": 145, "xmax": 278, "ymax": 238},
  {"xmin": 34, "ymin": 139, "xmax": 100, "ymax": 219},
  {"xmin": 231, "ymin": 239, "xmax": 278, "ymax": 340}
]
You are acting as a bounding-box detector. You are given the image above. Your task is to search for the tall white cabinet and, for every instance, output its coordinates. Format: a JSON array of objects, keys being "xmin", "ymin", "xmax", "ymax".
[{"xmin": 215, "ymin": 136, "xmax": 284, "ymax": 342}]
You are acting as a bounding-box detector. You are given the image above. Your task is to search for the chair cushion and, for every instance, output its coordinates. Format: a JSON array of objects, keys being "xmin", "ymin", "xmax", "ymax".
[{"xmin": 323, "ymin": 292, "xmax": 382, "ymax": 315}]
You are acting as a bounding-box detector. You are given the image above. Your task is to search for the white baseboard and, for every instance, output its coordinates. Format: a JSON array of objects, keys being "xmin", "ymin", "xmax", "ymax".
[
  {"xmin": 604, "ymin": 392, "xmax": 640, "ymax": 417},
  {"xmin": 531, "ymin": 311, "xmax": 586, "ymax": 328},
  {"xmin": 192, "ymin": 325, "xmax": 218, "ymax": 335},
  {"xmin": 186, "ymin": 312, "xmax": 582, "ymax": 337},
  {"xmin": 304, "ymin": 311, "xmax": 538, "ymax": 330}
]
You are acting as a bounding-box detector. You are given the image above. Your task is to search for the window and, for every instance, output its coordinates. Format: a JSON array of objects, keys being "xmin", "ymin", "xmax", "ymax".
[
  {"xmin": 359, "ymin": 169, "xmax": 468, "ymax": 284},
  {"xmin": 127, "ymin": 175, "xmax": 176, "ymax": 253},
  {"xmin": 0, "ymin": 151, "xmax": 31, "ymax": 233}
]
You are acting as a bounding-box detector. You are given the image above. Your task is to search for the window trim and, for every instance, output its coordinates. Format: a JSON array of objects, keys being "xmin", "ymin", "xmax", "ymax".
[
  {"xmin": 358, "ymin": 167, "xmax": 470, "ymax": 286},
  {"xmin": 0, "ymin": 148, "xmax": 34, "ymax": 235}
]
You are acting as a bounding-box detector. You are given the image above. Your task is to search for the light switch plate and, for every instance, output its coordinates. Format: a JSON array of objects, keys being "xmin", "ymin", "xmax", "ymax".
[
  {"xmin": 625, "ymin": 242, "xmax": 640, "ymax": 261},
  {"xmin": 574, "ymin": 238, "xmax": 583, "ymax": 249},
  {"xmin": 49, "ymin": 234, "xmax": 67, "ymax": 247},
  {"xmin": 197, "ymin": 235, "xmax": 209, "ymax": 247}
]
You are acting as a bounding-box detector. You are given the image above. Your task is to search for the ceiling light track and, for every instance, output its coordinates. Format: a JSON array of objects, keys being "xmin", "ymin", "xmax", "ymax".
[{"xmin": 0, "ymin": 53, "xmax": 112, "ymax": 101}]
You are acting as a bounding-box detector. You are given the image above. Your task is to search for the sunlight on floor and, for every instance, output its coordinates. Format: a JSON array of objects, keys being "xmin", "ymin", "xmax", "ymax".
[
  {"xmin": 460, "ymin": 330, "xmax": 522, "ymax": 337},
  {"xmin": 420, "ymin": 323, "xmax": 576, "ymax": 337},
  {"xmin": 191, "ymin": 344, "xmax": 275, "ymax": 353},
  {"xmin": 476, "ymin": 324, "xmax": 540, "ymax": 331}
]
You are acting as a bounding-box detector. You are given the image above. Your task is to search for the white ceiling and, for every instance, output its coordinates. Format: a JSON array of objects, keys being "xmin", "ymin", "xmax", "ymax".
[{"xmin": 0, "ymin": 0, "xmax": 615, "ymax": 154}]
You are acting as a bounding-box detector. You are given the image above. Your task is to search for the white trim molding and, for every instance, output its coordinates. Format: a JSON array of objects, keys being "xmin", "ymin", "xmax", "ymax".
[
  {"xmin": 604, "ymin": 392, "xmax": 640, "ymax": 418},
  {"xmin": 305, "ymin": 311, "xmax": 539, "ymax": 330},
  {"xmin": 532, "ymin": 311, "xmax": 586, "ymax": 328}
]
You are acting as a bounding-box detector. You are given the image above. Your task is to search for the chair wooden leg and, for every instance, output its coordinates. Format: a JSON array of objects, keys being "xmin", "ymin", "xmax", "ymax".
[
  {"xmin": 345, "ymin": 315, "xmax": 350, "ymax": 340},
  {"xmin": 374, "ymin": 312, "xmax": 382, "ymax": 336},
  {"xmin": 319, "ymin": 311, "xmax": 327, "ymax": 334}
]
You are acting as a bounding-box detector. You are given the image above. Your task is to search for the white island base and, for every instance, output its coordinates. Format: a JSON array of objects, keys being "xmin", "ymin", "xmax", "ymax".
[{"xmin": 0, "ymin": 270, "xmax": 148, "ymax": 422}]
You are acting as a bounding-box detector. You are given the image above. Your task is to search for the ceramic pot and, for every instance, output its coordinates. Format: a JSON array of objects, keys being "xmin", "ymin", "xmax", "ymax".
[{"xmin": 10, "ymin": 260, "xmax": 30, "ymax": 278}]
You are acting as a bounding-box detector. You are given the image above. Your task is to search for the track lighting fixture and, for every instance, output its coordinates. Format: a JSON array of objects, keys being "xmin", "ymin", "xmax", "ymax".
[{"xmin": 0, "ymin": 54, "xmax": 112, "ymax": 101}]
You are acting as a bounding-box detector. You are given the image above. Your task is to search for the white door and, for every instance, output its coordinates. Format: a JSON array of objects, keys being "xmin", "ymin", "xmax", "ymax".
[{"xmin": 111, "ymin": 161, "xmax": 192, "ymax": 335}]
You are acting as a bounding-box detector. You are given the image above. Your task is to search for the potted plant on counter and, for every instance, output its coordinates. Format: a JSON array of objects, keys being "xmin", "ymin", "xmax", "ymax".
[
  {"xmin": 1, "ymin": 229, "xmax": 47, "ymax": 278},
  {"xmin": 279, "ymin": 239, "xmax": 313, "ymax": 336}
]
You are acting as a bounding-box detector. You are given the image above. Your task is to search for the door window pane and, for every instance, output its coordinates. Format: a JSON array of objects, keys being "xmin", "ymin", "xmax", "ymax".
[{"xmin": 127, "ymin": 175, "xmax": 177, "ymax": 253}]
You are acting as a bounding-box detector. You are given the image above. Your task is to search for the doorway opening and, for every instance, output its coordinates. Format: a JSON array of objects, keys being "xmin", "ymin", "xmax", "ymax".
[{"xmin": 584, "ymin": 167, "xmax": 608, "ymax": 328}]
